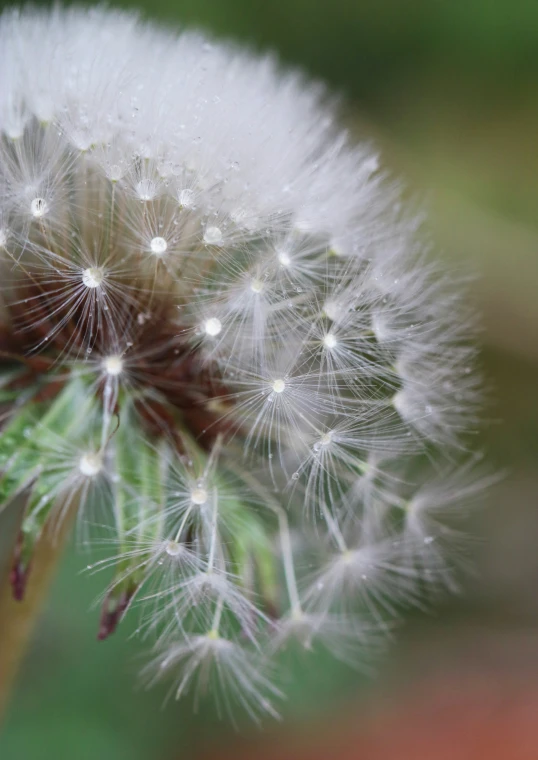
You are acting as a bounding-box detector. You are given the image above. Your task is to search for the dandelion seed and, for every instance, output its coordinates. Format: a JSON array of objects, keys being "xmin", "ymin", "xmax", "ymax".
[{"xmin": 146, "ymin": 633, "xmax": 281, "ymax": 721}]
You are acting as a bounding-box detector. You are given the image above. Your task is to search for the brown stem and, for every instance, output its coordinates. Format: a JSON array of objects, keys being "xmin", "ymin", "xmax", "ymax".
[{"xmin": 0, "ymin": 513, "xmax": 72, "ymax": 723}]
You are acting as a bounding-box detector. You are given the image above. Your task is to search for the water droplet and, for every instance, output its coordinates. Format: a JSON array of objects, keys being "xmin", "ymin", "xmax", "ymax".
[
  {"xmin": 108, "ymin": 164, "xmax": 123, "ymax": 181},
  {"xmin": 178, "ymin": 188, "xmax": 195, "ymax": 208},
  {"xmin": 150, "ymin": 236, "xmax": 168, "ymax": 256},
  {"xmin": 203, "ymin": 317, "xmax": 222, "ymax": 337},
  {"xmin": 102, "ymin": 355, "xmax": 123, "ymax": 376},
  {"xmin": 323, "ymin": 300, "xmax": 342, "ymax": 322},
  {"xmin": 323, "ymin": 333, "xmax": 337, "ymax": 349},
  {"xmin": 191, "ymin": 486, "xmax": 208, "ymax": 505},
  {"xmin": 203, "ymin": 226, "xmax": 222, "ymax": 245},
  {"xmin": 78, "ymin": 452, "xmax": 102, "ymax": 477},
  {"xmin": 82, "ymin": 267, "xmax": 104, "ymax": 288},
  {"xmin": 278, "ymin": 251, "xmax": 291, "ymax": 267},
  {"xmin": 30, "ymin": 197, "xmax": 48, "ymax": 218},
  {"xmin": 136, "ymin": 179, "xmax": 157, "ymax": 201}
]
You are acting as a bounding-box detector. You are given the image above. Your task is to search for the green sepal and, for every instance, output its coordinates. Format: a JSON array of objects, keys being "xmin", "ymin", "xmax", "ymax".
[
  {"xmin": 98, "ymin": 395, "xmax": 168, "ymax": 638},
  {"xmin": 223, "ymin": 497, "xmax": 279, "ymax": 614},
  {"xmin": 112, "ymin": 394, "xmax": 166, "ymax": 545},
  {"xmin": 2, "ymin": 376, "xmax": 99, "ymax": 566}
]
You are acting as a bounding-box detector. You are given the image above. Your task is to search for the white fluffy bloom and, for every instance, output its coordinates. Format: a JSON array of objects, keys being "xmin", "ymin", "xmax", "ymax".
[{"xmin": 0, "ymin": 7, "xmax": 484, "ymax": 718}]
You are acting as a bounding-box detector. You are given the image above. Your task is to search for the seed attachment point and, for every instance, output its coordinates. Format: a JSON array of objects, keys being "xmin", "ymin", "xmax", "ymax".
[
  {"xmin": 82, "ymin": 267, "xmax": 104, "ymax": 289},
  {"xmin": 150, "ymin": 236, "xmax": 168, "ymax": 256},
  {"xmin": 323, "ymin": 333, "xmax": 337, "ymax": 349},
  {"xmin": 191, "ymin": 487, "xmax": 208, "ymax": 505},
  {"xmin": 30, "ymin": 197, "xmax": 48, "ymax": 218},
  {"xmin": 203, "ymin": 317, "xmax": 222, "ymax": 337},
  {"xmin": 102, "ymin": 355, "xmax": 123, "ymax": 376},
  {"xmin": 79, "ymin": 452, "xmax": 102, "ymax": 477},
  {"xmin": 204, "ymin": 226, "xmax": 223, "ymax": 245},
  {"xmin": 165, "ymin": 540, "xmax": 182, "ymax": 557}
]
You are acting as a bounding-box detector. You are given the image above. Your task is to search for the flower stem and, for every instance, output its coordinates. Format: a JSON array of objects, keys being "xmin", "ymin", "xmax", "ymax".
[{"xmin": 0, "ymin": 511, "xmax": 72, "ymax": 723}]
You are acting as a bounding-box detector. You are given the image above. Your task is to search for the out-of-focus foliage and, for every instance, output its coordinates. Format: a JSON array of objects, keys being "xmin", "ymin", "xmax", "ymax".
[{"xmin": 1, "ymin": 1, "xmax": 537, "ymax": 759}]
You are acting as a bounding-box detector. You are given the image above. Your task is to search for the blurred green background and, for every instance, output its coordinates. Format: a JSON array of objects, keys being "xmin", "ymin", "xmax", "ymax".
[{"xmin": 1, "ymin": 1, "xmax": 538, "ymax": 758}]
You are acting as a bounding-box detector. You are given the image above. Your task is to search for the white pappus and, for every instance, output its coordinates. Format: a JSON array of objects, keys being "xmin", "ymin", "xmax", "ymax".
[{"xmin": 0, "ymin": 6, "xmax": 485, "ymax": 720}]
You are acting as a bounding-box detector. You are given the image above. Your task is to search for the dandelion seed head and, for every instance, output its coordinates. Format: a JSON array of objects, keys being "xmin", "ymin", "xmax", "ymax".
[{"xmin": 0, "ymin": 6, "xmax": 485, "ymax": 720}]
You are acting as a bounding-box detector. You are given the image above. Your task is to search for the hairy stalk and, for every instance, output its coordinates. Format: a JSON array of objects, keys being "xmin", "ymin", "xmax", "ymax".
[{"xmin": 0, "ymin": 511, "xmax": 72, "ymax": 722}]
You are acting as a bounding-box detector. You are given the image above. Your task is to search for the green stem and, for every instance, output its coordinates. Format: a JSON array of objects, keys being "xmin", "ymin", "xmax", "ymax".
[{"xmin": 0, "ymin": 512, "xmax": 71, "ymax": 724}]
